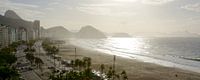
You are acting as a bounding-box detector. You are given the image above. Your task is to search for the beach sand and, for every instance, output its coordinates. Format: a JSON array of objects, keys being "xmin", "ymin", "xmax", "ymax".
[{"xmin": 58, "ymin": 44, "xmax": 200, "ymax": 80}]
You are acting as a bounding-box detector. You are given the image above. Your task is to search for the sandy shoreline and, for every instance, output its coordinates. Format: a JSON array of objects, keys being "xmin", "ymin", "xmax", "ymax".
[{"xmin": 58, "ymin": 44, "xmax": 200, "ymax": 80}]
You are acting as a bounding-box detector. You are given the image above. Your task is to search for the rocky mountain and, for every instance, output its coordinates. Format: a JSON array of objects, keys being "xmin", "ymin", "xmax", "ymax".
[
  {"xmin": 45, "ymin": 26, "xmax": 72, "ymax": 39},
  {"xmin": 0, "ymin": 10, "xmax": 32, "ymax": 29},
  {"xmin": 76, "ymin": 25, "xmax": 107, "ymax": 38},
  {"xmin": 112, "ymin": 33, "xmax": 132, "ymax": 37},
  {"xmin": 0, "ymin": 10, "xmax": 37, "ymax": 31},
  {"xmin": 4, "ymin": 10, "xmax": 22, "ymax": 20}
]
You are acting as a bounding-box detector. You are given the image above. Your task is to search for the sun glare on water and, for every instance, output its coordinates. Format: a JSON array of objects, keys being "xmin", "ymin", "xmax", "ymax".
[{"xmin": 105, "ymin": 38, "xmax": 146, "ymax": 53}]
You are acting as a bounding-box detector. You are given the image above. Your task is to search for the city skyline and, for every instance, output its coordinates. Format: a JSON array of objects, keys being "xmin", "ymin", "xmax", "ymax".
[{"xmin": 1, "ymin": 1, "xmax": 200, "ymax": 80}]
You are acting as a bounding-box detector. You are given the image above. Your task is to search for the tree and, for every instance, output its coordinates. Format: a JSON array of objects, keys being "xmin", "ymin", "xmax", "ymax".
[
  {"xmin": 23, "ymin": 48, "xmax": 29, "ymax": 53},
  {"xmin": 70, "ymin": 60, "xmax": 75, "ymax": 68},
  {"xmin": 78, "ymin": 60, "xmax": 84, "ymax": 71},
  {"xmin": 121, "ymin": 70, "xmax": 128, "ymax": 80},
  {"xmin": 34, "ymin": 57, "xmax": 44, "ymax": 72},
  {"xmin": 107, "ymin": 67, "xmax": 113, "ymax": 80},
  {"xmin": 45, "ymin": 46, "xmax": 52, "ymax": 56},
  {"xmin": 83, "ymin": 57, "xmax": 91, "ymax": 69},
  {"xmin": 34, "ymin": 57, "xmax": 44, "ymax": 68},
  {"xmin": 9, "ymin": 42, "xmax": 19, "ymax": 49},
  {"xmin": 24, "ymin": 48, "xmax": 35, "ymax": 54},
  {"xmin": 51, "ymin": 46, "xmax": 59, "ymax": 67},
  {"xmin": 0, "ymin": 43, "xmax": 20, "ymax": 80},
  {"xmin": 0, "ymin": 48, "xmax": 17, "ymax": 66},
  {"xmin": 0, "ymin": 66, "xmax": 19, "ymax": 80},
  {"xmin": 75, "ymin": 59, "xmax": 80, "ymax": 70},
  {"xmin": 100, "ymin": 64, "xmax": 105, "ymax": 79},
  {"xmin": 26, "ymin": 53, "xmax": 35, "ymax": 65},
  {"xmin": 27, "ymin": 40, "xmax": 36, "ymax": 48},
  {"xmin": 100, "ymin": 64, "xmax": 105, "ymax": 74},
  {"xmin": 0, "ymin": 47, "xmax": 16, "ymax": 54},
  {"xmin": 49, "ymin": 57, "xmax": 127, "ymax": 80},
  {"xmin": 3, "ymin": 54, "xmax": 17, "ymax": 66}
]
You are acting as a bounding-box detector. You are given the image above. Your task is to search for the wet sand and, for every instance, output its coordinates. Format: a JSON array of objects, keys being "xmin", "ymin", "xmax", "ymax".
[{"xmin": 58, "ymin": 44, "xmax": 200, "ymax": 80}]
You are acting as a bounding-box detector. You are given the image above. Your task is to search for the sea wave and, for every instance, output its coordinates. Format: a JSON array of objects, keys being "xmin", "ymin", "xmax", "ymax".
[{"xmin": 67, "ymin": 37, "xmax": 200, "ymax": 73}]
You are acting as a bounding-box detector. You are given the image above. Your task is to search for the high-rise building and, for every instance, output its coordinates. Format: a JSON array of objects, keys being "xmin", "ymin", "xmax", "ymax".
[
  {"xmin": 10, "ymin": 27, "xmax": 17, "ymax": 44},
  {"xmin": 21, "ymin": 29, "xmax": 27, "ymax": 41},
  {"xmin": 0, "ymin": 25, "xmax": 9, "ymax": 48},
  {"xmin": 33, "ymin": 20, "xmax": 40, "ymax": 39}
]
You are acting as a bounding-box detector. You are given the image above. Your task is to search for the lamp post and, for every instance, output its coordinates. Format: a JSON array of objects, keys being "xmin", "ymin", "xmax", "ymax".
[
  {"xmin": 75, "ymin": 48, "xmax": 77, "ymax": 60},
  {"xmin": 113, "ymin": 55, "xmax": 116, "ymax": 80}
]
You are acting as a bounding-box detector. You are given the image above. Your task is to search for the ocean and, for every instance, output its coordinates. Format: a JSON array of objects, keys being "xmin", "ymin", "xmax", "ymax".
[{"xmin": 67, "ymin": 37, "xmax": 200, "ymax": 73}]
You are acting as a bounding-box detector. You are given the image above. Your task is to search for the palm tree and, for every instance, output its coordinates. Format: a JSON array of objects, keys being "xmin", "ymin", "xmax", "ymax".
[
  {"xmin": 78, "ymin": 60, "xmax": 83, "ymax": 71},
  {"xmin": 121, "ymin": 70, "xmax": 128, "ymax": 80},
  {"xmin": 100, "ymin": 64, "xmax": 105, "ymax": 79},
  {"xmin": 83, "ymin": 68, "xmax": 94, "ymax": 79},
  {"xmin": 51, "ymin": 46, "xmax": 59, "ymax": 67},
  {"xmin": 24, "ymin": 47, "xmax": 35, "ymax": 55},
  {"xmin": 34, "ymin": 57, "xmax": 44, "ymax": 72},
  {"xmin": 25, "ymin": 53, "xmax": 35, "ymax": 65},
  {"xmin": 87, "ymin": 58, "xmax": 91, "ymax": 68},
  {"xmin": 23, "ymin": 48, "xmax": 29, "ymax": 53},
  {"xmin": 75, "ymin": 59, "xmax": 80, "ymax": 70},
  {"xmin": 70, "ymin": 60, "xmax": 75, "ymax": 68},
  {"xmin": 45, "ymin": 46, "xmax": 52, "ymax": 56},
  {"xmin": 30, "ymin": 48, "xmax": 36, "ymax": 53},
  {"xmin": 83, "ymin": 57, "xmax": 91, "ymax": 69},
  {"xmin": 107, "ymin": 67, "xmax": 113, "ymax": 80},
  {"xmin": 27, "ymin": 40, "xmax": 35, "ymax": 48}
]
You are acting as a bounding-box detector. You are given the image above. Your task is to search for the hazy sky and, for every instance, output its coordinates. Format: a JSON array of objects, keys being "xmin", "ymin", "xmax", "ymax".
[{"xmin": 1, "ymin": 0, "xmax": 200, "ymax": 34}]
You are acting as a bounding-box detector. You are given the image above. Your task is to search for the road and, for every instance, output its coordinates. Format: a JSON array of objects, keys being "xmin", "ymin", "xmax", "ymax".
[
  {"xmin": 20, "ymin": 71, "xmax": 42, "ymax": 80},
  {"xmin": 33, "ymin": 41, "xmax": 68, "ymax": 71},
  {"xmin": 15, "ymin": 45, "xmax": 42, "ymax": 80},
  {"xmin": 15, "ymin": 40, "xmax": 71, "ymax": 80}
]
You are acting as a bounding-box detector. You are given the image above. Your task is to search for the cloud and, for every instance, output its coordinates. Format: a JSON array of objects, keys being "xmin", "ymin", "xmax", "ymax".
[
  {"xmin": 113, "ymin": 0, "xmax": 138, "ymax": 2},
  {"xmin": 77, "ymin": 6, "xmax": 112, "ymax": 15},
  {"xmin": 77, "ymin": 2, "xmax": 137, "ymax": 17},
  {"xmin": 142, "ymin": 0, "xmax": 175, "ymax": 5},
  {"xmin": 0, "ymin": 0, "xmax": 44, "ymax": 20},
  {"xmin": 76, "ymin": 0, "xmax": 176, "ymax": 16},
  {"xmin": 181, "ymin": 3, "xmax": 200, "ymax": 12}
]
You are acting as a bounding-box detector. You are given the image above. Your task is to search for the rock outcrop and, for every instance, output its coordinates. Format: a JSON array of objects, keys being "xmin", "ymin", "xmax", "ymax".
[
  {"xmin": 46, "ymin": 26, "xmax": 71, "ymax": 39},
  {"xmin": 76, "ymin": 25, "xmax": 106, "ymax": 38}
]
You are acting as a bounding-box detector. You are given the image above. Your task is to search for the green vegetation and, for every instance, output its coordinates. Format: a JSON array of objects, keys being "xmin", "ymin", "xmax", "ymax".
[
  {"xmin": 48, "ymin": 57, "xmax": 128, "ymax": 80},
  {"xmin": 34, "ymin": 57, "xmax": 44, "ymax": 72},
  {"xmin": 0, "ymin": 42, "xmax": 21, "ymax": 80},
  {"xmin": 0, "ymin": 39, "xmax": 45, "ymax": 80},
  {"xmin": 42, "ymin": 39, "xmax": 59, "ymax": 67},
  {"xmin": 0, "ymin": 66, "xmax": 19, "ymax": 80},
  {"xmin": 49, "ymin": 57, "xmax": 99, "ymax": 80},
  {"xmin": 24, "ymin": 40, "xmax": 44, "ymax": 71},
  {"xmin": 41, "ymin": 39, "xmax": 128, "ymax": 80},
  {"xmin": 25, "ymin": 53, "xmax": 35, "ymax": 64},
  {"xmin": 27, "ymin": 40, "xmax": 36, "ymax": 48}
]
